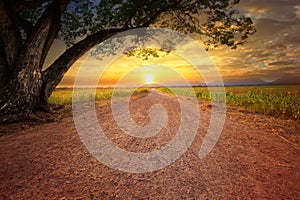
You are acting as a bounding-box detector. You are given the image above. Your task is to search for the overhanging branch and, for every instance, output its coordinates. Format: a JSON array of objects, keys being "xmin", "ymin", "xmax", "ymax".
[{"xmin": 42, "ymin": 28, "xmax": 128, "ymax": 98}]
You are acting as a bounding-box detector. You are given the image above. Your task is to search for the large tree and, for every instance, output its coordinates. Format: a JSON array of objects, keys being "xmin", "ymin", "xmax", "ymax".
[{"xmin": 0, "ymin": 0, "xmax": 255, "ymax": 122}]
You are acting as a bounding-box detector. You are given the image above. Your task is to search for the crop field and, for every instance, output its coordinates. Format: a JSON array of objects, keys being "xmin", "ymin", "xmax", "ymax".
[
  {"xmin": 48, "ymin": 88, "xmax": 149, "ymax": 105},
  {"xmin": 49, "ymin": 85, "xmax": 299, "ymax": 120},
  {"xmin": 159, "ymin": 85, "xmax": 300, "ymax": 120}
]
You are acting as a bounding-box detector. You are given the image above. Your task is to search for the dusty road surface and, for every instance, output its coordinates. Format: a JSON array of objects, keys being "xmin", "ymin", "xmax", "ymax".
[{"xmin": 0, "ymin": 91, "xmax": 299, "ymax": 199}]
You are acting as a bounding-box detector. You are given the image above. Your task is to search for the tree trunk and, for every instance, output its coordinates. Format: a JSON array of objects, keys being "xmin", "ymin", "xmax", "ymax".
[
  {"xmin": 0, "ymin": 37, "xmax": 9, "ymax": 90},
  {"xmin": 0, "ymin": 69, "xmax": 42, "ymax": 121},
  {"xmin": 0, "ymin": 23, "xmax": 49, "ymax": 121},
  {"xmin": 0, "ymin": 0, "xmax": 69, "ymax": 122}
]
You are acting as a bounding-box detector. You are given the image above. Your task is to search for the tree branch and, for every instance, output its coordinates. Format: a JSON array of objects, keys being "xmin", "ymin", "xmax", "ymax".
[
  {"xmin": 16, "ymin": 0, "xmax": 69, "ymax": 70},
  {"xmin": 14, "ymin": 0, "xmax": 55, "ymax": 35},
  {"xmin": 142, "ymin": 0, "xmax": 185, "ymax": 27},
  {"xmin": 40, "ymin": 0, "xmax": 70, "ymax": 67},
  {"xmin": 0, "ymin": 36, "xmax": 9, "ymax": 90},
  {"xmin": 26, "ymin": 0, "xmax": 60, "ymax": 43},
  {"xmin": 3, "ymin": 0, "xmax": 35, "ymax": 36},
  {"xmin": 0, "ymin": 0, "xmax": 23, "ymax": 70},
  {"xmin": 42, "ymin": 28, "xmax": 128, "ymax": 98},
  {"xmin": 16, "ymin": 0, "xmax": 51, "ymax": 11}
]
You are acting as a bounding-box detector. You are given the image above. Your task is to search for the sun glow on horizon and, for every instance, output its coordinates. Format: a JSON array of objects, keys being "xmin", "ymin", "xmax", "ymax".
[
  {"xmin": 143, "ymin": 74, "xmax": 155, "ymax": 84},
  {"xmin": 59, "ymin": 45, "xmax": 210, "ymax": 87}
]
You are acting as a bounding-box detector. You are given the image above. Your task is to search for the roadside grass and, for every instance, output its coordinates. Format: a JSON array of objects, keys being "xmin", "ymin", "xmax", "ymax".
[
  {"xmin": 48, "ymin": 88, "xmax": 149, "ymax": 105},
  {"xmin": 49, "ymin": 86, "xmax": 300, "ymax": 120},
  {"xmin": 158, "ymin": 85, "xmax": 300, "ymax": 120}
]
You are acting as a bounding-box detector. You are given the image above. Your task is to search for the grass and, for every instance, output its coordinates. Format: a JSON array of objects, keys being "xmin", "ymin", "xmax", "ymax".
[
  {"xmin": 48, "ymin": 88, "xmax": 149, "ymax": 105},
  {"xmin": 158, "ymin": 85, "xmax": 300, "ymax": 120},
  {"xmin": 49, "ymin": 85, "xmax": 300, "ymax": 120}
]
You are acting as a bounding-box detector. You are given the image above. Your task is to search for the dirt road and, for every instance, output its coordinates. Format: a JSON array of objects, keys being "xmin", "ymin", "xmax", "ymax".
[{"xmin": 0, "ymin": 91, "xmax": 299, "ymax": 199}]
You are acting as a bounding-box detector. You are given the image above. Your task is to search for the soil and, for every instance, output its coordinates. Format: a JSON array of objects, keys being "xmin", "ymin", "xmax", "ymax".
[{"xmin": 0, "ymin": 91, "xmax": 299, "ymax": 199}]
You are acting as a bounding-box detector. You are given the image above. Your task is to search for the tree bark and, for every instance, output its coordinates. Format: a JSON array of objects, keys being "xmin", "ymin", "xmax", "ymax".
[
  {"xmin": 0, "ymin": 20, "xmax": 51, "ymax": 120},
  {"xmin": 0, "ymin": 36, "xmax": 9, "ymax": 90},
  {"xmin": 0, "ymin": 0, "xmax": 23, "ymax": 87},
  {"xmin": 0, "ymin": 0, "xmax": 69, "ymax": 122}
]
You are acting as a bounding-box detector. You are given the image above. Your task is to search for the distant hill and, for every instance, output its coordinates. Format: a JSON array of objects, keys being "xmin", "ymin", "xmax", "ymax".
[
  {"xmin": 223, "ymin": 79, "xmax": 268, "ymax": 86},
  {"xmin": 221, "ymin": 76, "xmax": 299, "ymax": 86},
  {"xmin": 272, "ymin": 76, "xmax": 300, "ymax": 85}
]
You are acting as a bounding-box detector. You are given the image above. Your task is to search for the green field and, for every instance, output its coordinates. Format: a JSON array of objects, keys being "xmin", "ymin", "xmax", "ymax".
[
  {"xmin": 159, "ymin": 85, "xmax": 300, "ymax": 120},
  {"xmin": 49, "ymin": 85, "xmax": 300, "ymax": 120},
  {"xmin": 48, "ymin": 88, "xmax": 149, "ymax": 105}
]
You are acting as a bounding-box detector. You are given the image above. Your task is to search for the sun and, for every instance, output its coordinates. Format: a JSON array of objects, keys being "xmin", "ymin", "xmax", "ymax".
[{"xmin": 144, "ymin": 74, "xmax": 154, "ymax": 84}]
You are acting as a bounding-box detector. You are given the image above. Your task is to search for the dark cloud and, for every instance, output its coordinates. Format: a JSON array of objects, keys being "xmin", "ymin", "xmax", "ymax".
[
  {"xmin": 238, "ymin": 0, "xmax": 300, "ymax": 22},
  {"xmin": 268, "ymin": 61, "xmax": 298, "ymax": 66},
  {"xmin": 207, "ymin": 0, "xmax": 300, "ymax": 84}
]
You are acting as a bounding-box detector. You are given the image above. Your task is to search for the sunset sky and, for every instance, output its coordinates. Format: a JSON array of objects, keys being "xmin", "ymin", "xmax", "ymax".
[{"xmin": 45, "ymin": 0, "xmax": 300, "ymax": 87}]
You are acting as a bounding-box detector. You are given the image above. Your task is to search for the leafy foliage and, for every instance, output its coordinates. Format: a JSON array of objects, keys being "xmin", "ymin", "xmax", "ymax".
[
  {"xmin": 57, "ymin": 0, "xmax": 255, "ymax": 49},
  {"xmin": 124, "ymin": 48, "xmax": 170, "ymax": 60}
]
